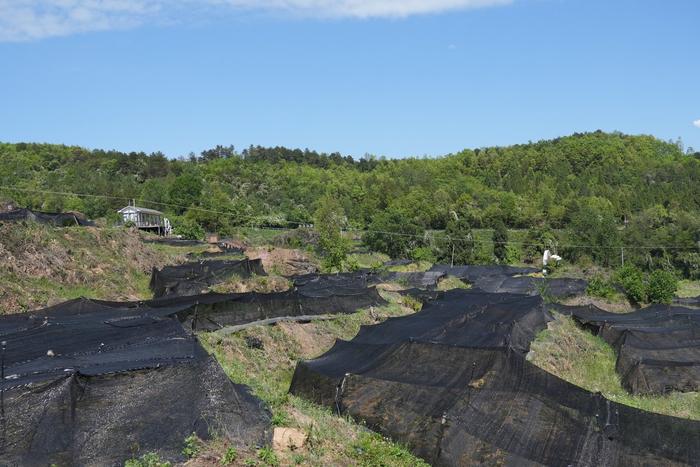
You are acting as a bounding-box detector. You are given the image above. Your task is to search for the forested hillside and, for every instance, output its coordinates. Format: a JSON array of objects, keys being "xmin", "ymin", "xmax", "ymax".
[{"xmin": 1, "ymin": 131, "xmax": 699, "ymax": 277}]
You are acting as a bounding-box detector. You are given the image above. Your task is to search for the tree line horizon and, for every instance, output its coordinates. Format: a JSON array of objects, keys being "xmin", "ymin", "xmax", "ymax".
[{"xmin": 1, "ymin": 130, "xmax": 699, "ymax": 279}]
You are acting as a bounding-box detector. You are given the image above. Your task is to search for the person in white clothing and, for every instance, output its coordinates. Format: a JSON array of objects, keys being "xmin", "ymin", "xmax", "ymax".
[{"xmin": 542, "ymin": 249, "xmax": 562, "ymax": 275}]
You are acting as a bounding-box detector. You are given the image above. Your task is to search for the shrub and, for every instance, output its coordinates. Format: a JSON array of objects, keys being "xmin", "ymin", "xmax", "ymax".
[
  {"xmin": 182, "ymin": 433, "xmax": 201, "ymax": 459},
  {"xmin": 171, "ymin": 216, "xmax": 205, "ymax": 240},
  {"xmin": 646, "ymin": 270, "xmax": 678, "ymax": 304},
  {"xmin": 124, "ymin": 453, "xmax": 172, "ymax": 467},
  {"xmin": 586, "ymin": 275, "xmax": 616, "ymax": 299},
  {"xmin": 221, "ymin": 447, "xmax": 238, "ymax": 466},
  {"xmin": 271, "ymin": 411, "xmax": 290, "ymax": 426},
  {"xmin": 614, "ymin": 265, "xmax": 647, "ymax": 304},
  {"xmin": 613, "ymin": 266, "xmax": 679, "ymax": 304},
  {"xmin": 504, "ymin": 244, "xmax": 521, "ymax": 264},
  {"xmin": 410, "ymin": 246, "xmax": 436, "ymax": 263},
  {"xmin": 257, "ymin": 446, "xmax": 279, "ymax": 466}
]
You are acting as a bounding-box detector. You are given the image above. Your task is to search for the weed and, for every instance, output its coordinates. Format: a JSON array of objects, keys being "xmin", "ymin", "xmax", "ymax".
[
  {"xmin": 182, "ymin": 433, "xmax": 201, "ymax": 458},
  {"xmin": 124, "ymin": 452, "xmax": 172, "ymax": 467},
  {"xmin": 535, "ymin": 280, "xmax": 555, "ymax": 303},
  {"xmin": 257, "ymin": 447, "xmax": 279, "ymax": 466},
  {"xmin": 271, "ymin": 410, "xmax": 290, "ymax": 426},
  {"xmin": 436, "ymin": 275, "xmax": 470, "ymax": 291},
  {"xmin": 349, "ymin": 432, "xmax": 430, "ymax": 467},
  {"xmin": 220, "ymin": 446, "xmax": 238, "ymax": 465}
]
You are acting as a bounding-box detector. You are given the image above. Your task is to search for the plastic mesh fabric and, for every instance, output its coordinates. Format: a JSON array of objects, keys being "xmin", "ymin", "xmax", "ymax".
[
  {"xmin": 114, "ymin": 275, "xmax": 388, "ymax": 331},
  {"xmin": 290, "ymin": 289, "xmax": 700, "ymax": 466},
  {"xmin": 0, "ymin": 208, "xmax": 94, "ymax": 227},
  {"xmin": 143, "ymin": 238, "xmax": 206, "ymax": 246},
  {"xmin": 429, "ymin": 264, "xmax": 588, "ymax": 298},
  {"xmin": 568, "ymin": 304, "xmax": 700, "ymax": 394},
  {"xmin": 293, "ymin": 270, "xmax": 446, "ymax": 292},
  {"xmin": 149, "ymin": 258, "xmax": 267, "ymax": 298},
  {"xmin": 0, "ymin": 298, "xmax": 271, "ymax": 465}
]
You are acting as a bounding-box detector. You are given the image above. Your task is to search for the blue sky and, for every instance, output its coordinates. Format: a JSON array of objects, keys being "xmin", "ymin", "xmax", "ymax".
[{"xmin": 1, "ymin": 0, "xmax": 699, "ymax": 158}]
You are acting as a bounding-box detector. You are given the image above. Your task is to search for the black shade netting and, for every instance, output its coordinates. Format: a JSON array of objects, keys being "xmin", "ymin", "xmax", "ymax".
[
  {"xmin": 290, "ymin": 289, "xmax": 700, "ymax": 466},
  {"xmin": 186, "ymin": 249, "xmax": 245, "ymax": 260},
  {"xmin": 293, "ymin": 270, "xmax": 445, "ymax": 291},
  {"xmin": 178, "ymin": 286, "xmax": 386, "ymax": 332},
  {"xmin": 0, "ymin": 208, "xmax": 94, "ymax": 227},
  {"xmin": 142, "ymin": 238, "xmax": 205, "ymax": 246},
  {"xmin": 150, "ymin": 259, "xmax": 267, "ymax": 298},
  {"xmin": 0, "ymin": 298, "xmax": 271, "ymax": 465},
  {"xmin": 100, "ymin": 278, "xmax": 388, "ymax": 332},
  {"xmin": 674, "ymin": 296, "xmax": 700, "ymax": 308},
  {"xmin": 568, "ymin": 304, "xmax": 700, "ymax": 395},
  {"xmin": 348, "ymin": 288, "xmax": 552, "ymax": 353},
  {"xmin": 429, "ymin": 264, "xmax": 588, "ymax": 298}
]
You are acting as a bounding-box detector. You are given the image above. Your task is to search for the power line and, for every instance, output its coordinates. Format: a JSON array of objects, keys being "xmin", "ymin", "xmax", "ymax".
[
  {"xmin": 1, "ymin": 185, "xmax": 698, "ymax": 251},
  {"xmin": 0, "ymin": 185, "xmax": 310, "ymax": 226},
  {"xmin": 346, "ymin": 228, "xmax": 698, "ymax": 250}
]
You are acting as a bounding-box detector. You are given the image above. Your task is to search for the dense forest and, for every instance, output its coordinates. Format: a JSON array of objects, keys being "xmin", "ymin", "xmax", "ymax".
[{"xmin": 1, "ymin": 131, "xmax": 699, "ymax": 278}]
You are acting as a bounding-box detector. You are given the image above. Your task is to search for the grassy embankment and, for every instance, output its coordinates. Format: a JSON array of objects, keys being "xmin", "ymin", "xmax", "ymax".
[
  {"xmin": 196, "ymin": 289, "xmax": 429, "ymax": 466},
  {"xmin": 528, "ymin": 314, "xmax": 700, "ymax": 420},
  {"xmin": 0, "ymin": 223, "xmax": 191, "ymax": 313}
]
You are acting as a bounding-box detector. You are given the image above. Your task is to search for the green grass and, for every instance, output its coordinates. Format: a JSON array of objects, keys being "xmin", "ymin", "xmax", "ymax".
[
  {"xmin": 348, "ymin": 251, "xmax": 390, "ymax": 269},
  {"xmin": 199, "ymin": 296, "xmax": 429, "ymax": 466},
  {"xmin": 676, "ymin": 280, "xmax": 700, "ymax": 298},
  {"xmin": 436, "ymin": 275, "xmax": 470, "ymax": 291},
  {"xmin": 348, "ymin": 432, "xmax": 430, "ymax": 467},
  {"xmin": 386, "ymin": 261, "xmax": 432, "ymax": 272},
  {"xmin": 529, "ymin": 314, "xmax": 700, "ymax": 420},
  {"xmin": 233, "ymin": 227, "xmax": 292, "ymax": 246}
]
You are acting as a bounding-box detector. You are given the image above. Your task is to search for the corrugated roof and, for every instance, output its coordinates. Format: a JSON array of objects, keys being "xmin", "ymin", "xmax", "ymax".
[{"xmin": 118, "ymin": 206, "xmax": 164, "ymax": 215}]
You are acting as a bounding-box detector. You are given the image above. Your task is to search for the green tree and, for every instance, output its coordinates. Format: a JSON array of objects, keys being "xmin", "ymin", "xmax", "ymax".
[
  {"xmin": 171, "ymin": 215, "xmax": 205, "ymax": 240},
  {"xmin": 438, "ymin": 213, "xmax": 474, "ymax": 266},
  {"xmin": 523, "ymin": 224, "xmax": 558, "ymax": 264},
  {"xmin": 363, "ymin": 208, "xmax": 425, "ymax": 259},
  {"xmin": 314, "ymin": 195, "xmax": 351, "ymax": 272},
  {"xmin": 567, "ymin": 197, "xmax": 620, "ymax": 266},
  {"xmin": 492, "ymin": 221, "xmax": 509, "ymax": 263},
  {"xmin": 168, "ymin": 172, "xmax": 203, "ymax": 214}
]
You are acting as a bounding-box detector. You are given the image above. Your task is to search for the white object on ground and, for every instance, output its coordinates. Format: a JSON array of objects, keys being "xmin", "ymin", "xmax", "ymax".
[{"xmin": 543, "ymin": 249, "xmax": 562, "ymax": 266}]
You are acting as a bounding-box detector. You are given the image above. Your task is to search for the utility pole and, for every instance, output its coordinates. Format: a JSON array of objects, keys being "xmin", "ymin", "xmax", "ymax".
[{"xmin": 621, "ymin": 247, "xmax": 625, "ymax": 267}]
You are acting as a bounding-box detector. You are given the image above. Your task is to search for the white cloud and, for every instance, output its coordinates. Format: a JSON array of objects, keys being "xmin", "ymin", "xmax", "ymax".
[
  {"xmin": 0, "ymin": 1, "xmax": 164, "ymax": 41},
  {"xmin": 0, "ymin": 0, "xmax": 511, "ymax": 41},
  {"xmin": 694, "ymin": 119, "xmax": 700, "ymax": 129},
  {"xmin": 224, "ymin": 0, "xmax": 512, "ymax": 19}
]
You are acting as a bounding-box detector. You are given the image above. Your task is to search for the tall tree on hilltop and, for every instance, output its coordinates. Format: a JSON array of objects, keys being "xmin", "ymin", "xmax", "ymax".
[{"xmin": 314, "ymin": 194, "xmax": 351, "ymax": 272}]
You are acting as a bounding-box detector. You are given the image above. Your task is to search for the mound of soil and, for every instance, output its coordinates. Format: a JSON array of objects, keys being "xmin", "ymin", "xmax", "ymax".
[{"xmin": 246, "ymin": 247, "xmax": 319, "ymax": 276}]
